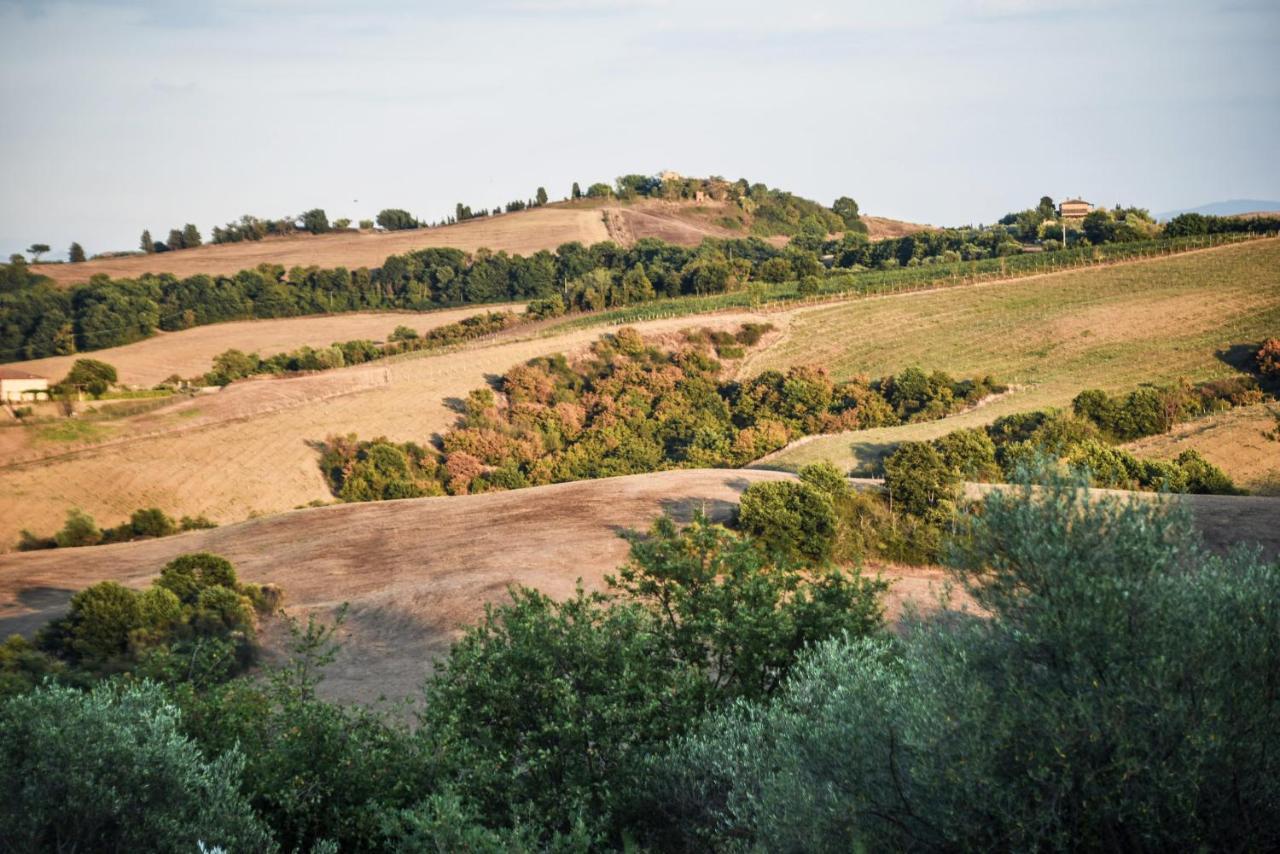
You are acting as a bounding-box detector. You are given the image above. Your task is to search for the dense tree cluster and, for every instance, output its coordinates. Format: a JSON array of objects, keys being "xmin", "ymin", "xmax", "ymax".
[
  {"xmin": 321, "ymin": 325, "xmax": 1001, "ymax": 501},
  {"xmin": 211, "ymin": 214, "xmax": 300, "ymax": 244},
  {"xmin": 911, "ymin": 384, "xmax": 1249, "ymax": 495},
  {"xmin": 1164, "ymin": 211, "xmax": 1280, "ymax": 238},
  {"xmin": 1, "ymin": 552, "xmax": 277, "ymax": 695},
  {"xmin": 141, "ymin": 223, "xmax": 203, "ymax": 253},
  {"xmin": 1071, "ymin": 375, "xmax": 1262, "ymax": 440},
  {"xmin": 649, "ymin": 475, "xmax": 1280, "ymax": 851},
  {"xmin": 4, "ymin": 204, "xmax": 1270, "ymax": 363},
  {"xmin": 0, "ymin": 235, "xmax": 783, "ymax": 360}
]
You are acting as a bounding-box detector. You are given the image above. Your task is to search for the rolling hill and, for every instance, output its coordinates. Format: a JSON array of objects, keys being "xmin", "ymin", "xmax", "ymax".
[
  {"xmin": 1156, "ymin": 199, "xmax": 1280, "ymax": 220},
  {"xmin": 2, "ymin": 468, "xmax": 1273, "ymax": 705},
  {"xmin": 1, "ymin": 238, "xmax": 1277, "ymax": 551},
  {"xmin": 29, "ymin": 197, "xmax": 933, "ymax": 287}
]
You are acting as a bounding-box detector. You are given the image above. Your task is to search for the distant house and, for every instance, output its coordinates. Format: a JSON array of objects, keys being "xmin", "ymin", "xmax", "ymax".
[
  {"xmin": 0, "ymin": 368, "xmax": 49, "ymax": 402},
  {"xmin": 1059, "ymin": 198, "xmax": 1093, "ymax": 220}
]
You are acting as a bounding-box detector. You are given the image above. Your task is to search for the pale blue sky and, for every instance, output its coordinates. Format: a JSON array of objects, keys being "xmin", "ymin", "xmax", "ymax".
[{"xmin": 1, "ymin": 0, "xmax": 1277, "ymax": 259}]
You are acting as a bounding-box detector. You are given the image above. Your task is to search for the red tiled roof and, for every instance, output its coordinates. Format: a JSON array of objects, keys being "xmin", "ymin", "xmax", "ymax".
[{"xmin": 0, "ymin": 368, "xmax": 46, "ymax": 381}]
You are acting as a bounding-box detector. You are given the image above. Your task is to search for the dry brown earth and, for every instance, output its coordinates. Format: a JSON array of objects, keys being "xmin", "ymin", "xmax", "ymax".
[
  {"xmin": 32, "ymin": 207, "xmax": 613, "ymax": 286},
  {"xmin": 2, "ymin": 468, "xmax": 1274, "ymax": 705}
]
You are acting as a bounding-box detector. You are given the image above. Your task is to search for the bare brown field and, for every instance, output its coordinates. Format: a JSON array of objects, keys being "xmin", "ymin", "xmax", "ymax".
[
  {"xmin": 1124, "ymin": 403, "xmax": 1280, "ymax": 496},
  {"xmin": 3, "ymin": 303, "xmax": 524, "ymax": 388},
  {"xmin": 0, "ymin": 312, "xmax": 779, "ymax": 547},
  {"xmin": 862, "ymin": 215, "xmax": 938, "ymax": 240},
  {"xmin": 31, "ymin": 206, "xmax": 613, "ymax": 286},
  {"xmin": 2, "ymin": 468, "xmax": 1274, "ymax": 705}
]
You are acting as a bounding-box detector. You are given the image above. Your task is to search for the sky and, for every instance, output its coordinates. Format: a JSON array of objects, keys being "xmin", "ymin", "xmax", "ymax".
[{"xmin": 1, "ymin": 0, "xmax": 1277, "ymax": 260}]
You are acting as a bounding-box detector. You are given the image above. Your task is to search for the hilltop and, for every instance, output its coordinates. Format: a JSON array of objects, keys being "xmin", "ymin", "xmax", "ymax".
[{"xmin": 29, "ymin": 182, "xmax": 933, "ymax": 287}]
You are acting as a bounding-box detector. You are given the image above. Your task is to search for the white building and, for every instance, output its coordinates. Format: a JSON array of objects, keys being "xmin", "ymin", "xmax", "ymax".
[{"xmin": 0, "ymin": 368, "xmax": 49, "ymax": 402}]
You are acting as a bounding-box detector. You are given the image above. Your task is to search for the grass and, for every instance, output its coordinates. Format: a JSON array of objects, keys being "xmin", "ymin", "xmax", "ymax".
[
  {"xmin": 542, "ymin": 232, "xmax": 1267, "ymax": 335},
  {"xmin": 752, "ymin": 238, "xmax": 1280, "ymax": 474},
  {"xmin": 97, "ymin": 389, "xmax": 174, "ymax": 400},
  {"xmin": 34, "ymin": 420, "xmax": 109, "ymax": 444}
]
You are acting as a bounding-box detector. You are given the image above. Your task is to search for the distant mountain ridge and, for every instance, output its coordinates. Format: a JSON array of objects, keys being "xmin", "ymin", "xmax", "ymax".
[{"xmin": 1156, "ymin": 199, "xmax": 1280, "ymax": 220}]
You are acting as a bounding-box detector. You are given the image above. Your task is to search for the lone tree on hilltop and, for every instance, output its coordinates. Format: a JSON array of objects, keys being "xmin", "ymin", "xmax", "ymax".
[
  {"xmin": 301, "ymin": 208, "xmax": 330, "ymax": 234},
  {"xmin": 140, "ymin": 229, "xmax": 155, "ymax": 253},
  {"xmin": 571, "ymin": 181, "xmax": 582, "ymax": 199},
  {"xmin": 536, "ymin": 186, "xmax": 549, "ymax": 206},
  {"xmin": 181, "ymin": 223, "xmax": 202, "ymax": 248},
  {"xmin": 68, "ymin": 242, "xmax": 86, "ymax": 263},
  {"xmin": 26, "ymin": 243, "xmax": 50, "ymax": 263},
  {"xmin": 832, "ymin": 197, "xmax": 861, "ymax": 229}
]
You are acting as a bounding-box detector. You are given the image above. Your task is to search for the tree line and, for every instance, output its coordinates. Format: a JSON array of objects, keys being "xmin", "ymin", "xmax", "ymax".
[{"xmin": 4, "ymin": 210, "xmax": 1274, "ymax": 363}]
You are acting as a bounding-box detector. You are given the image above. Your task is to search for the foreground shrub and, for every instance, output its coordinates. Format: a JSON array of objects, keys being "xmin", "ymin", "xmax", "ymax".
[
  {"xmin": 423, "ymin": 510, "xmax": 886, "ymax": 845},
  {"xmin": 0, "ymin": 680, "xmax": 273, "ymax": 852},
  {"xmin": 646, "ymin": 472, "xmax": 1280, "ymax": 851},
  {"xmin": 424, "ymin": 588, "xmax": 704, "ymax": 843}
]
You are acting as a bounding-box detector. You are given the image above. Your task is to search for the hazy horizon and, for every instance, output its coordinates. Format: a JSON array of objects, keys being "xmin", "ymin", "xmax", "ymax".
[{"xmin": 2, "ymin": 0, "xmax": 1277, "ymax": 260}]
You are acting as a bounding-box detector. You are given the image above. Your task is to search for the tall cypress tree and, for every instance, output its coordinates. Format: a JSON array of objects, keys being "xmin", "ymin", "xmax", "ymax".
[
  {"xmin": 140, "ymin": 230, "xmax": 155, "ymax": 253},
  {"xmin": 69, "ymin": 242, "xmax": 86, "ymax": 263}
]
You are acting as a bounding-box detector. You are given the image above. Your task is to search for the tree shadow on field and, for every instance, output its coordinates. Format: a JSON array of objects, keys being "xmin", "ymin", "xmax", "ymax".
[
  {"xmin": 848, "ymin": 441, "xmax": 900, "ymax": 477},
  {"xmin": 0, "ymin": 586, "xmax": 75, "ymax": 637},
  {"xmin": 607, "ymin": 496, "xmax": 740, "ymax": 542},
  {"xmin": 658, "ymin": 496, "xmax": 738, "ymax": 525},
  {"xmin": 1216, "ymin": 341, "xmax": 1278, "ymax": 394}
]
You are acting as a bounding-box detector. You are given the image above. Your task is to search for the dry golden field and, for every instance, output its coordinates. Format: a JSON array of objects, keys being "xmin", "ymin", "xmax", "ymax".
[
  {"xmin": 4, "ymin": 303, "xmax": 524, "ymax": 388},
  {"xmin": 3, "ymin": 239, "xmax": 1276, "ymax": 554},
  {"xmin": 1123, "ymin": 402, "xmax": 1280, "ymax": 495},
  {"xmin": 31, "ymin": 206, "xmax": 613, "ymax": 286},
  {"xmin": 0, "ymin": 312, "xmax": 777, "ymax": 546}
]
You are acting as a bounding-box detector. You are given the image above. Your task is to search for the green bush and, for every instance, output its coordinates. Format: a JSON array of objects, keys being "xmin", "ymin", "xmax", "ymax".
[
  {"xmin": 54, "ymin": 507, "xmax": 101, "ymax": 547},
  {"xmin": 425, "ymin": 587, "xmax": 704, "ymax": 843},
  {"xmin": 737, "ymin": 479, "xmax": 837, "ymax": 563},
  {"xmin": 934, "ymin": 427, "xmax": 1000, "ymax": 481},
  {"xmin": 0, "ymin": 680, "xmax": 273, "ymax": 852},
  {"xmin": 883, "ymin": 440, "xmax": 960, "ymax": 519},
  {"xmin": 61, "ymin": 358, "xmax": 117, "ymax": 398}
]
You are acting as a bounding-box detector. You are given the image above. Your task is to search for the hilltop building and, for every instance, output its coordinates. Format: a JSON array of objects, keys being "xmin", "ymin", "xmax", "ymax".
[
  {"xmin": 0, "ymin": 368, "xmax": 49, "ymax": 402},
  {"xmin": 1059, "ymin": 198, "xmax": 1093, "ymax": 219}
]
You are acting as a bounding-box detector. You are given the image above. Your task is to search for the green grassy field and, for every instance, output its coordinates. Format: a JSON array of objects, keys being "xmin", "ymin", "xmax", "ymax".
[{"xmin": 752, "ymin": 238, "xmax": 1280, "ymax": 474}]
